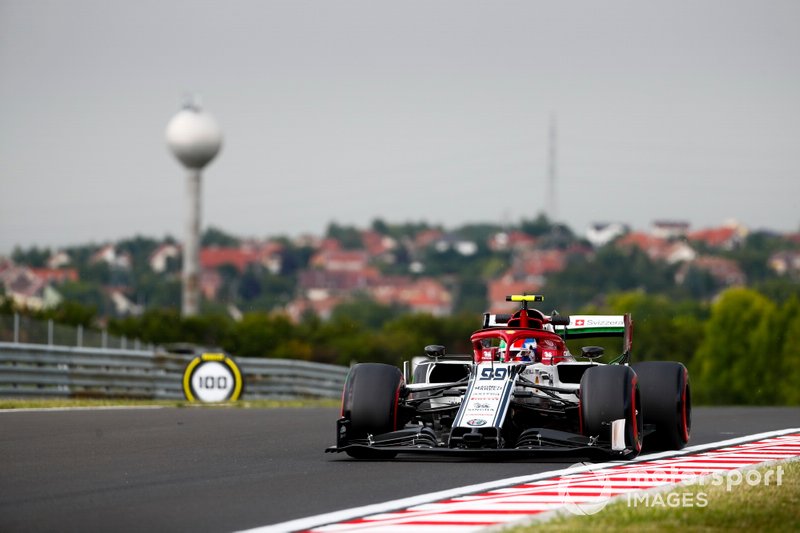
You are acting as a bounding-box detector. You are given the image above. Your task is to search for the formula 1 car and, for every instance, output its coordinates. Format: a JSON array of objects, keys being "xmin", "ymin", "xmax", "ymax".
[{"xmin": 326, "ymin": 294, "xmax": 691, "ymax": 459}]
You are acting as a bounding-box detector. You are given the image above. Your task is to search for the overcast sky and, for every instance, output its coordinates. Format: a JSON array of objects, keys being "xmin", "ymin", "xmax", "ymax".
[{"xmin": 1, "ymin": 0, "xmax": 799, "ymax": 254}]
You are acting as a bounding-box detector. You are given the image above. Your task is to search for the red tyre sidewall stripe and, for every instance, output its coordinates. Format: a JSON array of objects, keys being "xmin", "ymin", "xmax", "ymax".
[
  {"xmin": 631, "ymin": 374, "xmax": 641, "ymax": 452},
  {"xmin": 392, "ymin": 380, "xmax": 402, "ymax": 431},
  {"xmin": 680, "ymin": 367, "xmax": 690, "ymax": 443}
]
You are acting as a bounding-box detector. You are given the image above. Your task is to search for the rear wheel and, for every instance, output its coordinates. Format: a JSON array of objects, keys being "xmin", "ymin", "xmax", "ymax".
[
  {"xmin": 633, "ymin": 361, "xmax": 691, "ymax": 451},
  {"xmin": 341, "ymin": 363, "xmax": 403, "ymax": 458},
  {"xmin": 580, "ymin": 365, "xmax": 643, "ymax": 459}
]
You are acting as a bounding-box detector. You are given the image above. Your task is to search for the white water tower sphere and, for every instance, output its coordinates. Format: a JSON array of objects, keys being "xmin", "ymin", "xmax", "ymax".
[
  {"xmin": 166, "ymin": 99, "xmax": 222, "ymax": 317},
  {"xmin": 166, "ymin": 104, "xmax": 222, "ymax": 169}
]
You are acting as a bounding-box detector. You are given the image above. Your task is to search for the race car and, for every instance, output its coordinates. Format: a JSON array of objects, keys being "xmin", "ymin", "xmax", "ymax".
[{"xmin": 326, "ymin": 294, "xmax": 691, "ymax": 459}]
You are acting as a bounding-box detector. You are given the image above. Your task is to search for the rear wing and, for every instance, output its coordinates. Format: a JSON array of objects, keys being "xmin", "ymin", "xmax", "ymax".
[{"xmin": 554, "ymin": 314, "xmax": 633, "ymax": 356}]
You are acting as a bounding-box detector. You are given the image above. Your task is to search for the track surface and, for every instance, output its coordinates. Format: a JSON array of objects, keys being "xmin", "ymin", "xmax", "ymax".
[{"xmin": 0, "ymin": 406, "xmax": 797, "ymax": 532}]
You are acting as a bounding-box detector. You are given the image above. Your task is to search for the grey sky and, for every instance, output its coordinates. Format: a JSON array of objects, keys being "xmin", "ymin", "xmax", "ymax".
[{"xmin": 1, "ymin": 0, "xmax": 799, "ymax": 254}]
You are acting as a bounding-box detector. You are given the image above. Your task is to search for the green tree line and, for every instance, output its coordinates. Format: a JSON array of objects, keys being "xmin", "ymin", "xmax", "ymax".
[
  {"xmin": 3, "ymin": 284, "xmax": 798, "ymax": 405},
  {"xmin": 110, "ymin": 287, "xmax": 800, "ymax": 405}
]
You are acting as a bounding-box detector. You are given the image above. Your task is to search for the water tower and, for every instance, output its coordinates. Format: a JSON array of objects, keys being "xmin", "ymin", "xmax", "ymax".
[{"xmin": 166, "ymin": 98, "xmax": 222, "ymax": 317}]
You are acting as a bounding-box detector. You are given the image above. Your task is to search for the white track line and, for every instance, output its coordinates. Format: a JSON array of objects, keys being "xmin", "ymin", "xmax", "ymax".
[
  {"xmin": 239, "ymin": 427, "xmax": 800, "ymax": 533},
  {"xmin": 0, "ymin": 406, "xmax": 165, "ymax": 413}
]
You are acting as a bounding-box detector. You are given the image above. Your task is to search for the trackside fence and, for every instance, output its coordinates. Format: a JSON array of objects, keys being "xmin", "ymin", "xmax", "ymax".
[
  {"xmin": 0, "ymin": 342, "xmax": 349, "ymax": 400},
  {"xmin": 0, "ymin": 313, "xmax": 153, "ymax": 351}
]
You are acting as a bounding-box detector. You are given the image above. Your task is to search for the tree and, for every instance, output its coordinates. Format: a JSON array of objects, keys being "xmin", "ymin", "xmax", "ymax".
[
  {"xmin": 330, "ymin": 296, "xmax": 408, "ymax": 330},
  {"xmin": 543, "ymin": 247, "xmax": 675, "ymax": 311},
  {"xmin": 370, "ymin": 218, "xmax": 434, "ymax": 241},
  {"xmin": 777, "ymin": 296, "xmax": 800, "ymax": 404},
  {"xmin": 11, "ymin": 246, "xmax": 51, "ymax": 267},
  {"xmin": 58, "ymin": 282, "xmax": 108, "ymax": 315},
  {"xmin": 201, "ymin": 227, "xmax": 240, "ymax": 247},
  {"xmin": 693, "ymin": 288, "xmax": 779, "ymax": 404},
  {"xmin": 454, "ymin": 276, "xmax": 487, "ymax": 316},
  {"xmin": 454, "ymin": 223, "xmax": 504, "ymax": 244},
  {"xmin": 605, "ymin": 291, "xmax": 705, "ymax": 366},
  {"xmin": 238, "ymin": 266, "xmax": 263, "ymax": 302},
  {"xmin": 325, "ymin": 222, "xmax": 362, "ymax": 249},
  {"xmin": 116, "ymin": 235, "xmax": 160, "ymax": 270},
  {"xmin": 680, "ymin": 266, "xmax": 723, "ymax": 301},
  {"xmin": 46, "ymin": 301, "xmax": 97, "ymax": 327},
  {"xmin": 519, "ymin": 213, "xmax": 554, "ymax": 237},
  {"xmin": 224, "ymin": 313, "xmax": 296, "ymax": 358}
]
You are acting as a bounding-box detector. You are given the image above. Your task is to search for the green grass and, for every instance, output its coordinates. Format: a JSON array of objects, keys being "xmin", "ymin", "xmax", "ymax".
[
  {"xmin": 503, "ymin": 461, "xmax": 800, "ymax": 532},
  {"xmin": 0, "ymin": 397, "xmax": 340, "ymax": 410}
]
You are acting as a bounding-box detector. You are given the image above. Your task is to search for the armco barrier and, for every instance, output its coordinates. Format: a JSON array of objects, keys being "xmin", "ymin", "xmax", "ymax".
[{"xmin": 0, "ymin": 342, "xmax": 349, "ymax": 400}]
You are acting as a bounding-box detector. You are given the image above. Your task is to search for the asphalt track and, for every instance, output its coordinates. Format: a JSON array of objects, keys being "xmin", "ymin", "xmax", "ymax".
[{"xmin": 0, "ymin": 406, "xmax": 798, "ymax": 532}]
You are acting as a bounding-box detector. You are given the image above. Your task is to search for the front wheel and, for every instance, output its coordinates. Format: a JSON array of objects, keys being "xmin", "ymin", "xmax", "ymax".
[
  {"xmin": 633, "ymin": 361, "xmax": 691, "ymax": 451},
  {"xmin": 340, "ymin": 363, "xmax": 403, "ymax": 458},
  {"xmin": 580, "ymin": 365, "xmax": 643, "ymax": 459}
]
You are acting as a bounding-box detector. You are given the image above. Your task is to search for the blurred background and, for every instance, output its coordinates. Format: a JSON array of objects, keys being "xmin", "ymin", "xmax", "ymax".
[
  {"xmin": 2, "ymin": 0, "xmax": 798, "ymax": 252},
  {"xmin": 1, "ymin": 1, "xmax": 799, "ymax": 404}
]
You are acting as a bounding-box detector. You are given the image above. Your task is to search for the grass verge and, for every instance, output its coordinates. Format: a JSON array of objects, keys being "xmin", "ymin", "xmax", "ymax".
[{"xmin": 504, "ymin": 460, "xmax": 800, "ymax": 532}]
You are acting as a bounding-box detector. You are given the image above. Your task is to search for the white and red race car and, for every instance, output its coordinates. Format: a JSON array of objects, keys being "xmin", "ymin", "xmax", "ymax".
[{"xmin": 327, "ymin": 294, "xmax": 691, "ymax": 459}]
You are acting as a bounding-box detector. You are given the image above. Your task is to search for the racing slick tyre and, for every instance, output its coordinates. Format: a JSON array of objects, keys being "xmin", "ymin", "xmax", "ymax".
[
  {"xmin": 632, "ymin": 361, "xmax": 691, "ymax": 451},
  {"xmin": 341, "ymin": 363, "xmax": 403, "ymax": 459},
  {"xmin": 580, "ymin": 365, "xmax": 643, "ymax": 459}
]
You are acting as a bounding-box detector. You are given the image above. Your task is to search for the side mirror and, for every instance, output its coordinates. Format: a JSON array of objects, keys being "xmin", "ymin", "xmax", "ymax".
[
  {"xmin": 550, "ymin": 315, "xmax": 571, "ymax": 326},
  {"xmin": 581, "ymin": 346, "xmax": 604, "ymax": 359},
  {"xmin": 424, "ymin": 345, "xmax": 446, "ymax": 358}
]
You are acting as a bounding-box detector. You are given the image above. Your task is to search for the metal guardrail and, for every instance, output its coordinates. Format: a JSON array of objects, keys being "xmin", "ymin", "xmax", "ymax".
[{"xmin": 0, "ymin": 342, "xmax": 349, "ymax": 401}]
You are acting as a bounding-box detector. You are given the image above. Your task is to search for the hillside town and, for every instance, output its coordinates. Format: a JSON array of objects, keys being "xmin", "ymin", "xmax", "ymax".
[{"xmin": 2, "ymin": 218, "xmax": 800, "ymax": 321}]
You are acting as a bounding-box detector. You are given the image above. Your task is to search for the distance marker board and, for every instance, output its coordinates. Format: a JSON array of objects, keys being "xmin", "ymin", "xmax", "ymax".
[{"xmin": 182, "ymin": 353, "xmax": 243, "ymax": 402}]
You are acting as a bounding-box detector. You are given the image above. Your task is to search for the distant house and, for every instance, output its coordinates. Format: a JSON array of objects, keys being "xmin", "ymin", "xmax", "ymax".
[
  {"xmin": 200, "ymin": 270, "xmax": 223, "ymax": 300},
  {"xmin": 370, "ymin": 277, "xmax": 452, "ymax": 316},
  {"xmin": 292, "ymin": 234, "xmax": 323, "ymax": 249},
  {"xmin": 316, "ymin": 238, "xmax": 343, "ymax": 254},
  {"xmin": 46, "ymin": 251, "xmax": 72, "ymax": 269},
  {"xmin": 586, "ymin": 222, "xmax": 630, "ymax": 248},
  {"xmin": 414, "ymin": 229, "xmax": 445, "ymax": 250},
  {"xmin": 149, "ymin": 243, "xmax": 181, "ymax": 273},
  {"xmin": 769, "ymin": 251, "xmax": 800, "ymax": 276},
  {"xmin": 511, "ymin": 249, "xmax": 568, "ymax": 278},
  {"xmin": 485, "ymin": 249, "xmax": 568, "ymax": 313},
  {"xmin": 0, "ymin": 265, "xmax": 61, "ymax": 310},
  {"xmin": 285, "ymin": 295, "xmax": 344, "ymax": 322},
  {"xmin": 29, "ymin": 268, "xmax": 78, "ymax": 285},
  {"xmin": 291, "ymin": 238, "xmax": 383, "ymax": 318},
  {"xmin": 192, "ymin": 242, "xmax": 285, "ymax": 301},
  {"xmin": 651, "ymin": 220, "xmax": 690, "ymax": 240},
  {"xmin": 361, "ymin": 230, "xmax": 397, "ymax": 259},
  {"xmin": 688, "ymin": 221, "xmax": 748, "ymax": 250},
  {"xmin": 291, "ymin": 251, "xmax": 453, "ymax": 319},
  {"xmin": 309, "ymin": 248, "xmax": 370, "ymax": 272},
  {"xmin": 106, "ymin": 288, "xmax": 142, "ymax": 316},
  {"xmin": 488, "ymin": 231, "xmax": 538, "ymax": 252},
  {"xmin": 90, "ymin": 244, "xmax": 132, "ymax": 270},
  {"xmin": 432, "ymin": 234, "xmax": 478, "ymax": 256},
  {"xmin": 487, "ymin": 277, "xmax": 542, "ymax": 313},
  {"xmin": 288, "ymin": 275, "xmax": 452, "ymax": 321},
  {"xmin": 200, "ymin": 246, "xmax": 259, "ymax": 273},
  {"xmin": 298, "ymin": 268, "xmax": 378, "ymax": 298},
  {"xmin": 617, "ymin": 232, "xmax": 696, "ymax": 264},
  {"xmin": 255, "ymin": 241, "xmax": 285, "ymax": 275}
]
